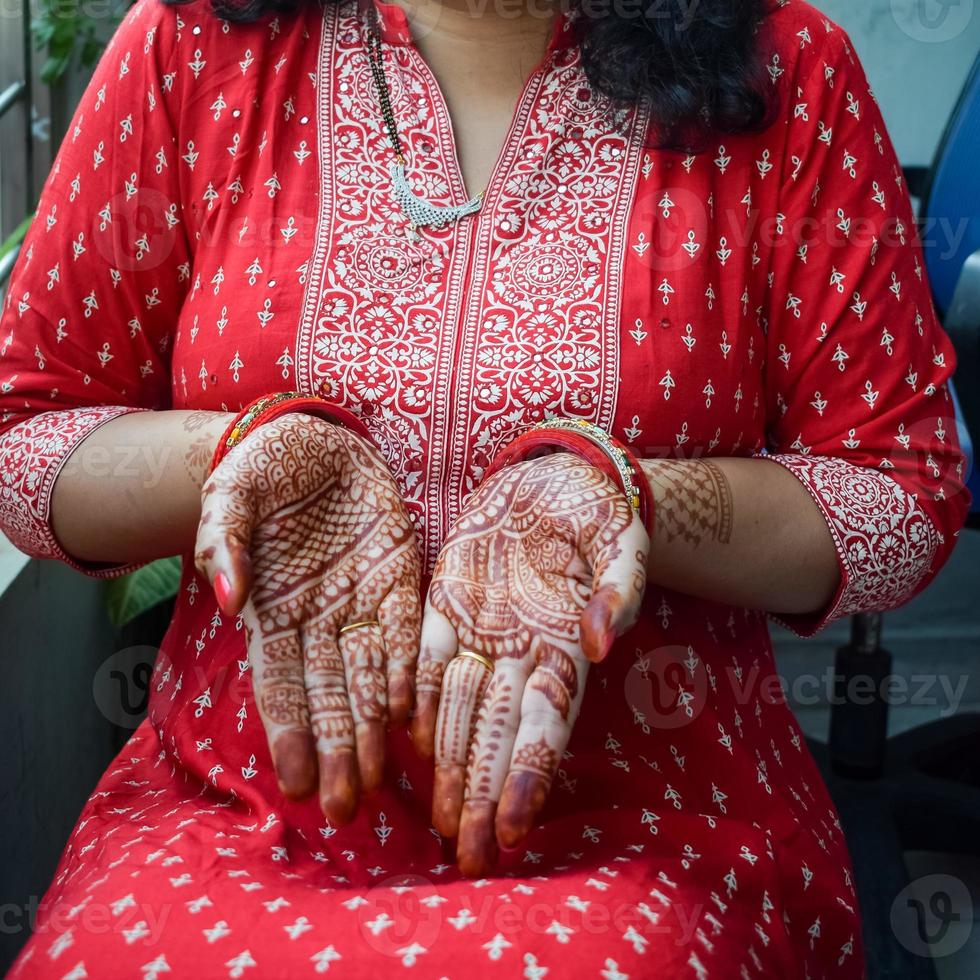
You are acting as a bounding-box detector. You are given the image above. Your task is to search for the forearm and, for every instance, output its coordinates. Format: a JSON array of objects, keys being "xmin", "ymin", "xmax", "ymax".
[
  {"xmin": 51, "ymin": 410, "xmax": 233, "ymax": 565},
  {"xmin": 639, "ymin": 456, "xmax": 839, "ymax": 615}
]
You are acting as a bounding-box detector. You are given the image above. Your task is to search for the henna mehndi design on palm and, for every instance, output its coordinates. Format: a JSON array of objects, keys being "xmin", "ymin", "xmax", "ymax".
[
  {"xmin": 194, "ymin": 415, "xmax": 421, "ymax": 824},
  {"xmin": 413, "ymin": 454, "xmax": 649, "ymax": 875}
]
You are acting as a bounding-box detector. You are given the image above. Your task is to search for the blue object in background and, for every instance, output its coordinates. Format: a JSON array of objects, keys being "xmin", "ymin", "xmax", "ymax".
[{"xmin": 918, "ymin": 53, "xmax": 980, "ymax": 512}]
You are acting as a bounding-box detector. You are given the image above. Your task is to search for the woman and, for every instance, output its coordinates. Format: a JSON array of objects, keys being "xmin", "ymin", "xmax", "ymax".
[{"xmin": 0, "ymin": 0, "xmax": 968, "ymax": 973}]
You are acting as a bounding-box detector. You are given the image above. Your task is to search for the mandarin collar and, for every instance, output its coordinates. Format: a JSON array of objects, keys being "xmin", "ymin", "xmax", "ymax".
[{"xmin": 367, "ymin": 0, "xmax": 575, "ymax": 53}]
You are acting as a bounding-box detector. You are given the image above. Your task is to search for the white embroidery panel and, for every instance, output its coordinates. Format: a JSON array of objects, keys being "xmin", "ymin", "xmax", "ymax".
[
  {"xmin": 296, "ymin": 5, "xmax": 646, "ymax": 569},
  {"xmin": 297, "ymin": 4, "xmax": 473, "ymax": 566},
  {"xmin": 446, "ymin": 49, "xmax": 649, "ymax": 513},
  {"xmin": 764, "ymin": 452, "xmax": 942, "ymax": 630},
  {"xmin": 0, "ymin": 406, "xmax": 145, "ymax": 571}
]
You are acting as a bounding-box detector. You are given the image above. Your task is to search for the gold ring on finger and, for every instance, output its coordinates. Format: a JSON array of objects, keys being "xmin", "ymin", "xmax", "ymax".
[
  {"xmin": 454, "ymin": 649, "xmax": 494, "ymax": 675},
  {"xmin": 339, "ymin": 620, "xmax": 381, "ymax": 635}
]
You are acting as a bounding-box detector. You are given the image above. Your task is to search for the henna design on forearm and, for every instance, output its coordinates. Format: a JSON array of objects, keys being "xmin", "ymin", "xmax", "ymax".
[
  {"xmin": 641, "ymin": 458, "xmax": 734, "ymax": 547},
  {"xmin": 184, "ymin": 435, "xmax": 216, "ymax": 483},
  {"xmin": 183, "ymin": 410, "xmax": 218, "ymax": 433},
  {"xmin": 181, "ymin": 411, "xmax": 228, "ymax": 485}
]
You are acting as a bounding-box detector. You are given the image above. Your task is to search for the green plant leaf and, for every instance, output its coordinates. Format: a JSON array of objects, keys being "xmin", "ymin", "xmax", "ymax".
[
  {"xmin": 40, "ymin": 53, "xmax": 73, "ymax": 86},
  {"xmin": 80, "ymin": 36, "xmax": 104, "ymax": 67},
  {"xmin": 0, "ymin": 216, "xmax": 33, "ymax": 262},
  {"xmin": 30, "ymin": 19, "xmax": 57, "ymax": 46},
  {"xmin": 32, "ymin": 0, "xmax": 132, "ymax": 85},
  {"xmin": 105, "ymin": 556, "xmax": 182, "ymax": 629}
]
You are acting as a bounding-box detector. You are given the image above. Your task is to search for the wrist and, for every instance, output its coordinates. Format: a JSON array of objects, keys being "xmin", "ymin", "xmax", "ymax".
[
  {"xmin": 208, "ymin": 392, "xmax": 373, "ymax": 476},
  {"xmin": 484, "ymin": 418, "xmax": 654, "ymax": 537}
]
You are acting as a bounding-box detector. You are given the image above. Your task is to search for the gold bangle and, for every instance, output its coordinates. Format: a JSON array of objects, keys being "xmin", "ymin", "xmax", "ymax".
[
  {"xmin": 454, "ymin": 649, "xmax": 495, "ymax": 674},
  {"xmin": 225, "ymin": 391, "xmax": 304, "ymax": 450},
  {"xmin": 338, "ymin": 620, "xmax": 380, "ymax": 635},
  {"xmin": 530, "ymin": 417, "xmax": 642, "ymax": 516}
]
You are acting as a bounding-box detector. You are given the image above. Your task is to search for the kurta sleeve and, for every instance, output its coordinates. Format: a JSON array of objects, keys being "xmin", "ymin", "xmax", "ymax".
[
  {"xmin": 758, "ymin": 20, "xmax": 970, "ymax": 636},
  {"xmin": 0, "ymin": 0, "xmax": 189, "ymax": 573}
]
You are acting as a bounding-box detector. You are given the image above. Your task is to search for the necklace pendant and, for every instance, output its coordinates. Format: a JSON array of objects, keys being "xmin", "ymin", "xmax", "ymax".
[{"xmin": 389, "ymin": 161, "xmax": 483, "ymax": 232}]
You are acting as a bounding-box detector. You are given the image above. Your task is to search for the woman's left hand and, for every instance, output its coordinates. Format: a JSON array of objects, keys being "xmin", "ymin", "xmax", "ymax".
[{"xmin": 412, "ymin": 453, "xmax": 649, "ymax": 875}]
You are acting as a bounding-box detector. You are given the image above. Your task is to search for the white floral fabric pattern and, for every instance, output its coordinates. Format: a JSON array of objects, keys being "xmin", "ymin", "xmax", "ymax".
[
  {"xmin": 296, "ymin": 8, "xmax": 647, "ymax": 565},
  {"xmin": 763, "ymin": 454, "xmax": 943, "ymax": 634},
  {"xmin": 0, "ymin": 406, "xmax": 145, "ymax": 572}
]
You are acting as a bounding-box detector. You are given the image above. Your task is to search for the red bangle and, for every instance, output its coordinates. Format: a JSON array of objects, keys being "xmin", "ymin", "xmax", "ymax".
[
  {"xmin": 208, "ymin": 391, "xmax": 373, "ymax": 476},
  {"xmin": 484, "ymin": 429, "xmax": 611, "ymax": 482},
  {"xmin": 483, "ymin": 420, "xmax": 654, "ymax": 538}
]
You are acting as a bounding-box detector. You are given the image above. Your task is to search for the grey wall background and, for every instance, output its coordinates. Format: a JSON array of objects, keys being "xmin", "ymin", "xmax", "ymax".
[{"xmin": 813, "ymin": 0, "xmax": 980, "ymax": 165}]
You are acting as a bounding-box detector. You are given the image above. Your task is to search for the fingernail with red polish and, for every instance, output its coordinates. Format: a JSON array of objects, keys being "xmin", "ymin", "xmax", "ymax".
[
  {"xmin": 599, "ymin": 630, "xmax": 616, "ymax": 661},
  {"xmin": 214, "ymin": 571, "xmax": 231, "ymax": 610}
]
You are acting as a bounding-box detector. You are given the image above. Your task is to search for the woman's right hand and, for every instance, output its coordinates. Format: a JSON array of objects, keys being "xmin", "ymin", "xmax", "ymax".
[{"xmin": 194, "ymin": 414, "xmax": 421, "ymax": 824}]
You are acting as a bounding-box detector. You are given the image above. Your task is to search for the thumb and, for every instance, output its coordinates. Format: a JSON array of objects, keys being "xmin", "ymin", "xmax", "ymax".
[
  {"xmin": 194, "ymin": 475, "xmax": 256, "ymax": 617},
  {"xmin": 579, "ymin": 514, "xmax": 649, "ymax": 663}
]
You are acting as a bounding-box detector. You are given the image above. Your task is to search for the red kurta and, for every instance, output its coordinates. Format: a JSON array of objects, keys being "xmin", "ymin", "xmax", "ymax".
[{"xmin": 0, "ymin": 0, "xmax": 968, "ymax": 976}]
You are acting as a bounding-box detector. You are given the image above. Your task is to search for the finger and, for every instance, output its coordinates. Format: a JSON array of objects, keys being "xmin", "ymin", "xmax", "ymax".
[
  {"xmin": 379, "ymin": 582, "xmax": 422, "ymax": 727},
  {"xmin": 579, "ymin": 512, "xmax": 650, "ymax": 663},
  {"xmin": 248, "ymin": 606, "xmax": 317, "ymax": 801},
  {"xmin": 410, "ymin": 601, "xmax": 459, "ymax": 757},
  {"xmin": 495, "ymin": 641, "xmax": 589, "ymax": 850},
  {"xmin": 456, "ymin": 662, "xmax": 529, "ymax": 877},
  {"xmin": 302, "ymin": 616, "xmax": 359, "ymax": 825},
  {"xmin": 339, "ymin": 623, "xmax": 388, "ymax": 795},
  {"xmin": 194, "ymin": 473, "xmax": 255, "ymax": 617},
  {"xmin": 432, "ymin": 653, "xmax": 493, "ymax": 838}
]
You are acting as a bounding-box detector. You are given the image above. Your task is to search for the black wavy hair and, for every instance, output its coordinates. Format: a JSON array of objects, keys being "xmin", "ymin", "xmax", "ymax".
[{"xmin": 162, "ymin": 0, "xmax": 779, "ymax": 151}]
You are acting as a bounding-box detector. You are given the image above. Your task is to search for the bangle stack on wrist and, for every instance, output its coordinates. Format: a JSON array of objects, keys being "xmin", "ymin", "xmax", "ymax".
[
  {"xmin": 482, "ymin": 417, "xmax": 654, "ymax": 537},
  {"xmin": 207, "ymin": 402, "xmax": 653, "ymax": 538},
  {"xmin": 208, "ymin": 391, "xmax": 372, "ymax": 476}
]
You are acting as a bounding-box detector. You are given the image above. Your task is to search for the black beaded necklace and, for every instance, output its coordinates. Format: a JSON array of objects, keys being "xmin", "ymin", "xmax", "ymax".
[{"xmin": 363, "ymin": 4, "xmax": 485, "ymax": 237}]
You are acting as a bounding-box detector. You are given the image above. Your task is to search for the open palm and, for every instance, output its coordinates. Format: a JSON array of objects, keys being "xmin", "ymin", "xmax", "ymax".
[
  {"xmin": 412, "ymin": 454, "xmax": 648, "ymax": 875},
  {"xmin": 195, "ymin": 415, "xmax": 420, "ymax": 823}
]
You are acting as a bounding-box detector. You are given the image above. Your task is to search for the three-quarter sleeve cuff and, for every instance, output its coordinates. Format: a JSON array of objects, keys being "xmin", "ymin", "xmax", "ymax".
[
  {"xmin": 756, "ymin": 453, "xmax": 943, "ymax": 637},
  {"xmin": 0, "ymin": 405, "xmax": 150, "ymax": 577}
]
